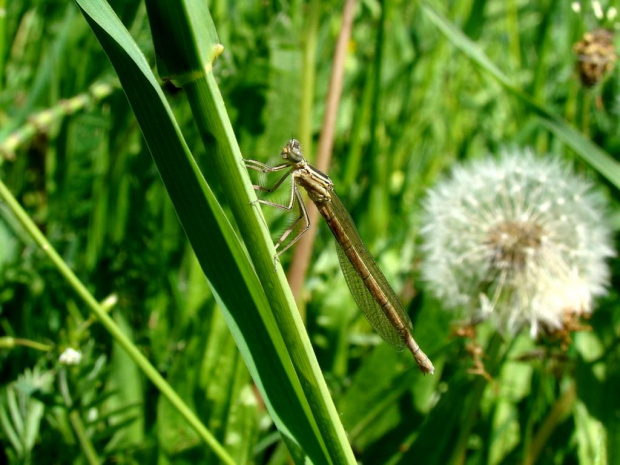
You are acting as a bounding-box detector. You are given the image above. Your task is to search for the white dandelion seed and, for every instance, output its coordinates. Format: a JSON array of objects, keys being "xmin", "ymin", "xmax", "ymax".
[{"xmin": 420, "ymin": 149, "xmax": 614, "ymax": 336}]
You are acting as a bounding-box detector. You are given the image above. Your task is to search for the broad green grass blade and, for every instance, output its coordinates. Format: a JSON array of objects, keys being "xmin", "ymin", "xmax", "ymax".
[
  {"xmin": 422, "ymin": 2, "xmax": 620, "ymax": 190},
  {"xmin": 144, "ymin": 1, "xmax": 356, "ymax": 463},
  {"xmin": 74, "ymin": 0, "xmax": 340, "ymax": 463}
]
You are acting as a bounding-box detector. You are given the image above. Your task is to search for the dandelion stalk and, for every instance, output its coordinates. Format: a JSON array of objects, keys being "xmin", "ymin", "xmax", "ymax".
[
  {"xmin": 449, "ymin": 332, "xmax": 503, "ymax": 465},
  {"xmin": 526, "ymin": 383, "xmax": 577, "ymax": 465}
]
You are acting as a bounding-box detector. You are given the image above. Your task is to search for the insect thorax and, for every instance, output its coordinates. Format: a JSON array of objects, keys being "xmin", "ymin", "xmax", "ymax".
[{"xmin": 296, "ymin": 167, "xmax": 333, "ymax": 203}]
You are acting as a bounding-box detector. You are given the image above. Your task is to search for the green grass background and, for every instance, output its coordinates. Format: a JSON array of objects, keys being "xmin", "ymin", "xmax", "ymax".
[{"xmin": 0, "ymin": 0, "xmax": 619, "ymax": 464}]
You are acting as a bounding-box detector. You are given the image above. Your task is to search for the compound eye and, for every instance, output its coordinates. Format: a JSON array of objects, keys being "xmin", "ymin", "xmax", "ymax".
[
  {"xmin": 285, "ymin": 138, "xmax": 304, "ymax": 162},
  {"xmin": 289, "ymin": 139, "xmax": 304, "ymax": 162}
]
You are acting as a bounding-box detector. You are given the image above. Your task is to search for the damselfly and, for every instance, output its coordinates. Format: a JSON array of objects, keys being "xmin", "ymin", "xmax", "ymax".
[{"xmin": 245, "ymin": 139, "xmax": 434, "ymax": 374}]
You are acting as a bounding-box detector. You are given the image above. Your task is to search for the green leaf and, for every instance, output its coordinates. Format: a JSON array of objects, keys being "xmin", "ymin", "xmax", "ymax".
[
  {"xmin": 75, "ymin": 0, "xmax": 354, "ymax": 462},
  {"xmin": 145, "ymin": 1, "xmax": 357, "ymax": 463}
]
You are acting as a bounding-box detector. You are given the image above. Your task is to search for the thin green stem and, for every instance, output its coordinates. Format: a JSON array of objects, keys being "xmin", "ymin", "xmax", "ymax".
[
  {"xmin": 59, "ymin": 369, "xmax": 100, "ymax": 465},
  {"xmin": 69, "ymin": 411, "xmax": 99, "ymax": 465},
  {"xmin": 526, "ymin": 383, "xmax": 577, "ymax": 465},
  {"xmin": 0, "ymin": 180, "xmax": 236, "ymax": 465},
  {"xmin": 299, "ymin": 0, "xmax": 320, "ymax": 151},
  {"xmin": 449, "ymin": 333, "xmax": 504, "ymax": 465},
  {"xmin": 581, "ymin": 91, "xmax": 591, "ymax": 137},
  {"xmin": 12, "ymin": 338, "xmax": 54, "ymax": 352},
  {"xmin": 506, "ymin": 0, "xmax": 521, "ymax": 71},
  {"xmin": 367, "ymin": 0, "xmax": 389, "ymax": 238},
  {"xmin": 0, "ymin": 0, "xmax": 5, "ymax": 91},
  {"xmin": 0, "ymin": 80, "xmax": 116, "ymax": 161}
]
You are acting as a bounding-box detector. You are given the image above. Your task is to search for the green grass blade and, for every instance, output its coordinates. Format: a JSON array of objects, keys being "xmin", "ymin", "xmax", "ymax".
[
  {"xmin": 74, "ymin": 0, "xmax": 344, "ymax": 462},
  {"xmin": 144, "ymin": 1, "xmax": 357, "ymax": 463},
  {"xmin": 0, "ymin": 178, "xmax": 235, "ymax": 464},
  {"xmin": 422, "ymin": 2, "xmax": 620, "ymax": 190}
]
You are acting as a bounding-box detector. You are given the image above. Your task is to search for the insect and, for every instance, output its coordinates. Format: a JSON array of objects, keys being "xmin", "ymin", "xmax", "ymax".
[{"xmin": 245, "ymin": 139, "xmax": 434, "ymax": 374}]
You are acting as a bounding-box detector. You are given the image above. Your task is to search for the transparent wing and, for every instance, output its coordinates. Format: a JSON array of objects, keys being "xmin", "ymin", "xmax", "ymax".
[{"xmin": 329, "ymin": 193, "xmax": 413, "ymax": 350}]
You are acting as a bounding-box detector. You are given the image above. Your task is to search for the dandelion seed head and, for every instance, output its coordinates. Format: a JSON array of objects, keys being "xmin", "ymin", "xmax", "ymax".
[{"xmin": 421, "ymin": 149, "xmax": 614, "ymax": 336}]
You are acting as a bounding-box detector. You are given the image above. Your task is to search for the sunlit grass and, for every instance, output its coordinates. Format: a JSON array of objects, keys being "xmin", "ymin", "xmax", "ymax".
[{"xmin": 0, "ymin": 1, "xmax": 618, "ymax": 464}]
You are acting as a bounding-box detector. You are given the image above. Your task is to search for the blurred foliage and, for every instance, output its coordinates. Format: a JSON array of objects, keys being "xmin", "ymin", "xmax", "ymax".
[{"xmin": 1, "ymin": 0, "xmax": 619, "ymax": 464}]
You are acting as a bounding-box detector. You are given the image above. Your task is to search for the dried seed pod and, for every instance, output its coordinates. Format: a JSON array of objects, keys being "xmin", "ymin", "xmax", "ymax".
[{"xmin": 573, "ymin": 29, "xmax": 617, "ymax": 87}]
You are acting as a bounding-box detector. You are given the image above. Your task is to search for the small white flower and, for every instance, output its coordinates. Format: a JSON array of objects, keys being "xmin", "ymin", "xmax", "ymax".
[
  {"xmin": 59, "ymin": 347, "xmax": 83, "ymax": 365},
  {"xmin": 420, "ymin": 149, "xmax": 614, "ymax": 336}
]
